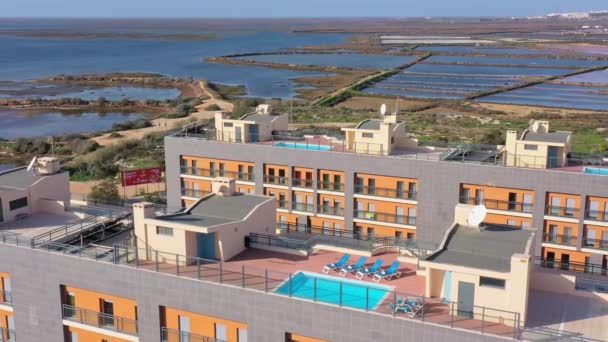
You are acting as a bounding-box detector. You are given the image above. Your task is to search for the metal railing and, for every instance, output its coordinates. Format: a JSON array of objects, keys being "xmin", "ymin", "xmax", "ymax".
[
  {"xmin": 180, "ymin": 167, "xmax": 255, "ymax": 182},
  {"xmin": 355, "ymin": 185, "xmax": 417, "ymax": 201},
  {"xmin": 317, "ymin": 205, "xmax": 345, "ymax": 217},
  {"xmin": 354, "ymin": 210, "xmax": 416, "ymax": 226},
  {"xmin": 62, "ymin": 304, "xmax": 138, "ymax": 336},
  {"xmin": 575, "ymin": 278, "xmax": 608, "ymax": 294},
  {"xmin": 585, "ymin": 210, "xmax": 608, "ymax": 222},
  {"xmin": 542, "ymin": 233, "xmax": 577, "ymax": 246},
  {"xmin": 181, "ymin": 188, "xmax": 210, "ymax": 198},
  {"xmin": 0, "ymin": 327, "xmax": 16, "ymax": 342},
  {"xmin": 460, "ymin": 197, "xmax": 533, "ymax": 213},
  {"xmin": 263, "ymin": 175, "xmax": 288, "ymax": 185},
  {"xmin": 276, "ymin": 200, "xmax": 289, "ymax": 209},
  {"xmin": 0, "ymin": 290, "xmax": 11, "ymax": 306},
  {"xmin": 291, "ymin": 178, "xmax": 314, "ymax": 188},
  {"xmin": 534, "ymin": 256, "xmax": 607, "ymax": 276},
  {"xmin": 544, "ymin": 206, "xmax": 580, "ymax": 218},
  {"xmin": 583, "ymin": 238, "xmax": 608, "ymax": 251},
  {"xmin": 161, "ymin": 327, "xmax": 223, "ymax": 342},
  {"xmin": 291, "ymin": 202, "xmax": 315, "ymax": 213},
  {"xmin": 317, "ymin": 181, "xmax": 345, "ymax": 192}
]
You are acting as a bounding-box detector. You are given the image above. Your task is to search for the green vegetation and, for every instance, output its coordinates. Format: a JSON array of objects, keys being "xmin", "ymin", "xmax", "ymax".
[
  {"xmin": 204, "ymin": 104, "xmax": 221, "ymax": 111},
  {"xmin": 10, "ymin": 135, "xmax": 99, "ymax": 156},
  {"xmin": 109, "ymin": 118, "xmax": 152, "ymax": 132},
  {"xmin": 90, "ymin": 179, "xmax": 120, "ymax": 202},
  {"xmin": 206, "ymin": 82, "xmax": 246, "ymax": 99}
]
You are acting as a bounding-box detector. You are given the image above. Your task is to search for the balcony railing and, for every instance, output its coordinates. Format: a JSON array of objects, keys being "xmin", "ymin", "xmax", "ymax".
[
  {"xmin": 291, "ymin": 178, "xmax": 314, "ymax": 188},
  {"xmin": 0, "ymin": 290, "xmax": 11, "ymax": 306},
  {"xmin": 460, "ymin": 197, "xmax": 533, "ymax": 213},
  {"xmin": 542, "ymin": 233, "xmax": 577, "ymax": 246},
  {"xmin": 263, "ymin": 175, "xmax": 288, "ymax": 186},
  {"xmin": 291, "ymin": 202, "xmax": 315, "ymax": 213},
  {"xmin": 317, "ymin": 181, "xmax": 345, "ymax": 192},
  {"xmin": 180, "ymin": 167, "xmax": 254, "ymax": 182},
  {"xmin": 161, "ymin": 327, "xmax": 223, "ymax": 342},
  {"xmin": 583, "ymin": 238, "xmax": 608, "ymax": 251},
  {"xmin": 354, "ymin": 210, "xmax": 416, "ymax": 226},
  {"xmin": 585, "ymin": 210, "xmax": 608, "ymax": 222},
  {"xmin": 317, "ymin": 205, "xmax": 345, "ymax": 217},
  {"xmin": 0, "ymin": 327, "xmax": 15, "ymax": 342},
  {"xmin": 181, "ymin": 188, "xmax": 211, "ymax": 198},
  {"xmin": 355, "ymin": 185, "xmax": 417, "ymax": 201},
  {"xmin": 62, "ymin": 304, "xmax": 138, "ymax": 336},
  {"xmin": 535, "ymin": 256, "xmax": 607, "ymax": 277},
  {"xmin": 544, "ymin": 206, "xmax": 580, "ymax": 218}
]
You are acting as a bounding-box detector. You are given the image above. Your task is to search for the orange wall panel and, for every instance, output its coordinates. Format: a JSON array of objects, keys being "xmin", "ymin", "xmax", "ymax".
[
  {"xmin": 63, "ymin": 286, "xmax": 137, "ymax": 320},
  {"xmin": 542, "ymin": 247, "xmax": 590, "ymax": 264},
  {"xmin": 65, "ymin": 325, "xmax": 132, "ymax": 342},
  {"xmin": 462, "ymin": 184, "xmax": 534, "ymax": 203},
  {"xmin": 287, "ymin": 332, "xmax": 329, "ymax": 342},
  {"xmin": 162, "ymin": 306, "xmax": 247, "ymax": 342},
  {"xmin": 355, "ymin": 173, "xmax": 417, "ymax": 189}
]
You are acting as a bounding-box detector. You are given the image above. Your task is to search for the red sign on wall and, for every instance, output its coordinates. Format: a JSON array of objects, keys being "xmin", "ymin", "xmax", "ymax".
[{"xmin": 121, "ymin": 167, "xmax": 162, "ymax": 187}]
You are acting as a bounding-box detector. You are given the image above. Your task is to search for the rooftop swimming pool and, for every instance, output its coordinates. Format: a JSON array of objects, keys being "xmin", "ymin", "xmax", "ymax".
[
  {"xmin": 274, "ymin": 271, "xmax": 391, "ymax": 310},
  {"xmin": 584, "ymin": 167, "xmax": 608, "ymax": 176},
  {"xmin": 274, "ymin": 141, "xmax": 332, "ymax": 151}
]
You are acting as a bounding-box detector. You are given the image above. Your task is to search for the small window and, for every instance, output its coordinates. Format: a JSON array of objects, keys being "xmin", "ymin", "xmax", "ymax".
[
  {"xmin": 480, "ymin": 276, "xmax": 505, "ymax": 289},
  {"xmin": 9, "ymin": 197, "xmax": 28, "ymax": 211},
  {"xmin": 524, "ymin": 144, "xmax": 538, "ymax": 151},
  {"xmin": 156, "ymin": 226, "xmax": 174, "ymax": 236},
  {"xmin": 223, "ymin": 122, "xmax": 234, "ymax": 128},
  {"xmin": 362, "ymin": 133, "xmax": 374, "ymax": 138}
]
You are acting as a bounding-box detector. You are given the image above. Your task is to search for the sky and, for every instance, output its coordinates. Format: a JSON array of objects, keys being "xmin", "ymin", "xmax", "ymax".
[{"xmin": 0, "ymin": 0, "xmax": 606, "ymax": 18}]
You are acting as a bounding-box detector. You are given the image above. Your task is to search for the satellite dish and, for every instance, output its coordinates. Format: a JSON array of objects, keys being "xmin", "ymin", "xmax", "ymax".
[
  {"xmin": 380, "ymin": 104, "xmax": 387, "ymax": 116},
  {"xmin": 26, "ymin": 156, "xmax": 37, "ymax": 172},
  {"xmin": 467, "ymin": 205, "xmax": 487, "ymax": 227},
  {"xmin": 532, "ymin": 121, "xmax": 540, "ymax": 133}
]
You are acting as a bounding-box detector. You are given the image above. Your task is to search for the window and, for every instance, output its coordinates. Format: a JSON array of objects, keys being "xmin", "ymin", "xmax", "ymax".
[
  {"xmin": 407, "ymin": 232, "xmax": 415, "ymax": 241},
  {"xmin": 479, "ymin": 277, "xmax": 505, "ymax": 289},
  {"xmin": 247, "ymin": 166, "xmax": 254, "ymax": 181},
  {"xmin": 66, "ymin": 291, "xmax": 76, "ymax": 306},
  {"xmin": 238, "ymin": 328, "xmax": 248, "ymax": 342},
  {"xmin": 219, "ymin": 163, "xmax": 225, "ymax": 177},
  {"xmin": 9, "ymin": 197, "xmax": 27, "ymax": 211},
  {"xmin": 70, "ymin": 332, "xmax": 79, "ymax": 342},
  {"xmin": 396, "ymin": 181, "xmax": 404, "ymax": 198},
  {"xmin": 395, "ymin": 231, "xmax": 403, "ymax": 240},
  {"xmin": 507, "ymin": 219, "xmax": 517, "ymax": 227},
  {"xmin": 157, "ymin": 226, "xmax": 174, "ymax": 236},
  {"xmin": 524, "ymin": 144, "xmax": 538, "ymax": 150},
  {"xmin": 215, "ymin": 323, "xmax": 227, "ymax": 341},
  {"xmin": 362, "ymin": 132, "xmax": 374, "ymax": 138},
  {"xmin": 367, "ymin": 227, "xmax": 375, "ymax": 240},
  {"xmin": 223, "ymin": 122, "xmax": 234, "ymax": 127},
  {"xmin": 408, "ymin": 182, "xmax": 417, "ymax": 200},
  {"xmin": 100, "ymin": 299, "xmax": 114, "ymax": 327},
  {"xmin": 238, "ymin": 165, "xmax": 245, "ymax": 180}
]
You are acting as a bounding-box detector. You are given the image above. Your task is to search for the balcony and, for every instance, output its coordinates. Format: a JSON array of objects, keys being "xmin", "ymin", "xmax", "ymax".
[
  {"xmin": 460, "ymin": 197, "xmax": 533, "ymax": 213},
  {"xmin": 544, "ymin": 206, "xmax": 580, "ymax": 219},
  {"xmin": 317, "ymin": 205, "xmax": 344, "ymax": 217},
  {"xmin": 291, "ymin": 202, "xmax": 315, "ymax": 213},
  {"xmin": 0, "ymin": 328, "xmax": 15, "ymax": 342},
  {"xmin": 291, "ymin": 178, "xmax": 314, "ymax": 189},
  {"xmin": 181, "ymin": 188, "xmax": 210, "ymax": 198},
  {"xmin": 62, "ymin": 304, "xmax": 138, "ymax": 336},
  {"xmin": 355, "ymin": 185, "xmax": 417, "ymax": 201},
  {"xmin": 161, "ymin": 327, "xmax": 222, "ymax": 342},
  {"xmin": 585, "ymin": 210, "xmax": 608, "ymax": 223},
  {"xmin": 0, "ymin": 290, "xmax": 11, "ymax": 306},
  {"xmin": 180, "ymin": 167, "xmax": 254, "ymax": 182},
  {"xmin": 583, "ymin": 238, "xmax": 608, "ymax": 251},
  {"xmin": 276, "ymin": 200, "xmax": 289, "ymax": 210},
  {"xmin": 535, "ymin": 257, "xmax": 606, "ymax": 276},
  {"xmin": 354, "ymin": 210, "xmax": 416, "ymax": 226},
  {"xmin": 542, "ymin": 233, "xmax": 577, "ymax": 246},
  {"xmin": 317, "ymin": 181, "xmax": 344, "ymax": 193},
  {"xmin": 263, "ymin": 175, "xmax": 288, "ymax": 186}
]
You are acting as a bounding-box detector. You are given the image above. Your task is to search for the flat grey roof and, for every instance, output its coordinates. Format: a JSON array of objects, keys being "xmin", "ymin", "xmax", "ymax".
[
  {"xmin": 522, "ymin": 131, "xmax": 570, "ymax": 144},
  {"xmin": 156, "ymin": 193, "xmax": 270, "ymax": 228},
  {"xmin": 240, "ymin": 113, "xmax": 282, "ymax": 124},
  {"xmin": 0, "ymin": 167, "xmax": 47, "ymax": 191},
  {"xmin": 357, "ymin": 119, "xmax": 382, "ymax": 130},
  {"xmin": 426, "ymin": 224, "xmax": 532, "ymax": 272}
]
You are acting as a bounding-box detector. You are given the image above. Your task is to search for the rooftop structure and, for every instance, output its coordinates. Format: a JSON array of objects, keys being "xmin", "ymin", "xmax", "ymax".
[
  {"xmin": 214, "ymin": 104, "xmax": 288, "ymax": 143},
  {"xmin": 505, "ymin": 120, "xmax": 572, "ymax": 169}
]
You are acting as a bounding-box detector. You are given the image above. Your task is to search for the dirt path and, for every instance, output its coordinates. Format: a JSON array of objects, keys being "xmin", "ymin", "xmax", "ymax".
[{"xmin": 92, "ymin": 81, "xmax": 233, "ymax": 146}]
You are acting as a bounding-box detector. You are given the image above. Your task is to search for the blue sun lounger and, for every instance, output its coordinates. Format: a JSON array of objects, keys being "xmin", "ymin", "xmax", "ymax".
[
  {"xmin": 373, "ymin": 260, "xmax": 402, "ymax": 282},
  {"xmin": 355, "ymin": 259, "xmax": 383, "ymax": 279},
  {"xmin": 323, "ymin": 253, "xmax": 350, "ymax": 273},
  {"xmin": 339, "ymin": 256, "xmax": 367, "ymax": 277},
  {"xmin": 387, "ymin": 297, "xmax": 424, "ymax": 317}
]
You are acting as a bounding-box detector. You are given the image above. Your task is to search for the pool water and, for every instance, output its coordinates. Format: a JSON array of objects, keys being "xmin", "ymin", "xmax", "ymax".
[
  {"xmin": 274, "ymin": 271, "xmax": 391, "ymax": 310},
  {"xmin": 584, "ymin": 167, "xmax": 608, "ymax": 175},
  {"xmin": 274, "ymin": 142, "xmax": 331, "ymax": 151}
]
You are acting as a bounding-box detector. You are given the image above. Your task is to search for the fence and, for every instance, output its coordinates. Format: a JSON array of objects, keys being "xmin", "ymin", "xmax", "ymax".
[
  {"xmin": 161, "ymin": 327, "xmax": 223, "ymax": 342},
  {"xmin": 180, "ymin": 167, "xmax": 255, "ymax": 182},
  {"xmin": 534, "ymin": 256, "xmax": 607, "ymax": 276},
  {"xmin": 0, "ymin": 327, "xmax": 15, "ymax": 342},
  {"xmin": 544, "ymin": 205, "xmax": 580, "ymax": 218},
  {"xmin": 460, "ymin": 197, "xmax": 533, "ymax": 213},
  {"xmin": 62, "ymin": 304, "xmax": 138, "ymax": 336},
  {"xmin": 0, "ymin": 231, "xmax": 521, "ymax": 341},
  {"xmin": 542, "ymin": 233, "xmax": 577, "ymax": 247},
  {"xmin": 354, "ymin": 209, "xmax": 416, "ymax": 226},
  {"xmin": 354, "ymin": 185, "xmax": 417, "ymax": 201}
]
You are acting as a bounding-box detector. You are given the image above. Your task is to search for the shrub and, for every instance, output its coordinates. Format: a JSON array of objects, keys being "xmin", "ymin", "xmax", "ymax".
[
  {"xmin": 204, "ymin": 104, "xmax": 221, "ymax": 111},
  {"xmin": 90, "ymin": 179, "xmax": 120, "ymax": 202}
]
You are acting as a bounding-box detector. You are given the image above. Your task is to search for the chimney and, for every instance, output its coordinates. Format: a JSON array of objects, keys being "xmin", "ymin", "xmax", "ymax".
[{"xmin": 211, "ymin": 178, "xmax": 236, "ymax": 196}]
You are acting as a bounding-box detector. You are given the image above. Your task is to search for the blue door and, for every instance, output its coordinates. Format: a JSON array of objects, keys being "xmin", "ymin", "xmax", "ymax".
[
  {"xmin": 248, "ymin": 124, "xmax": 259, "ymax": 142},
  {"xmin": 197, "ymin": 233, "xmax": 216, "ymax": 260},
  {"xmin": 548, "ymin": 146, "xmax": 558, "ymax": 168}
]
